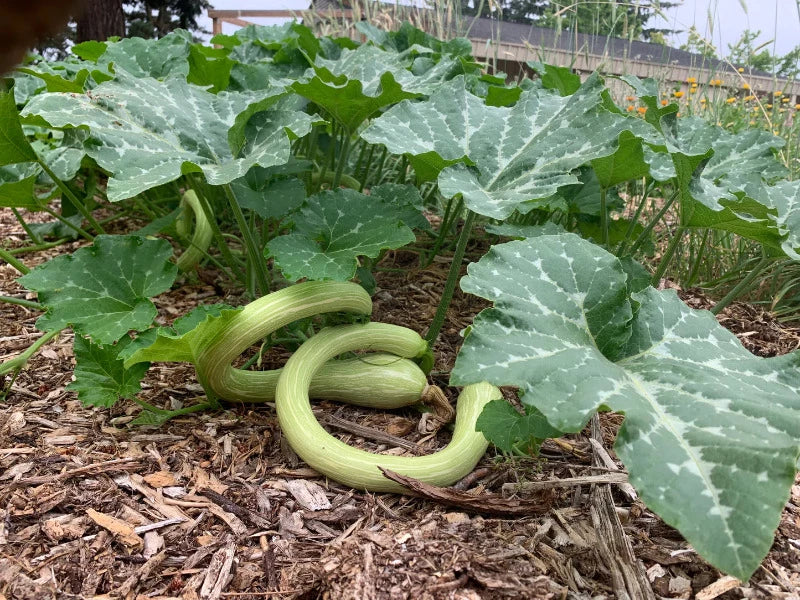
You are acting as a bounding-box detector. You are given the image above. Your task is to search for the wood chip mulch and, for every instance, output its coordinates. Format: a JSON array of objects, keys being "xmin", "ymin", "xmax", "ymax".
[{"xmin": 1, "ymin": 210, "xmax": 800, "ymax": 599}]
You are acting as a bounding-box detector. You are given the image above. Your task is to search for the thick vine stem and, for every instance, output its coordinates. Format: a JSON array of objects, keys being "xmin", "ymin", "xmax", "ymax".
[
  {"xmin": 275, "ymin": 323, "xmax": 500, "ymax": 493},
  {"xmin": 195, "ymin": 281, "xmax": 373, "ymax": 400},
  {"xmin": 175, "ymin": 190, "xmax": 213, "ymax": 272}
]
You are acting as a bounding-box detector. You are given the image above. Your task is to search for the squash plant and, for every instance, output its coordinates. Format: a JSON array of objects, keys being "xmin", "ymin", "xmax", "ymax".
[{"xmin": 1, "ymin": 21, "xmax": 800, "ymax": 581}]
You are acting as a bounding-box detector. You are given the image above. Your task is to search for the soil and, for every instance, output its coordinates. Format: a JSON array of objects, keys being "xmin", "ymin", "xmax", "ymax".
[{"xmin": 1, "ymin": 209, "xmax": 799, "ymax": 600}]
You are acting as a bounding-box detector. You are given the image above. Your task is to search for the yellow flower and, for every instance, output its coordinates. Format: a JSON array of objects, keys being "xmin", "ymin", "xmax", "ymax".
[
  {"xmin": 710, "ymin": 79, "xmax": 723, "ymax": 86},
  {"xmin": 726, "ymin": 97, "xmax": 735, "ymax": 104},
  {"xmin": 738, "ymin": 67, "xmax": 744, "ymax": 73},
  {"xmin": 687, "ymin": 76, "xmax": 697, "ymax": 84},
  {"xmin": 774, "ymin": 91, "xmax": 782, "ymax": 96},
  {"xmin": 627, "ymin": 105, "xmax": 635, "ymax": 112},
  {"xmin": 637, "ymin": 106, "xmax": 647, "ymax": 114},
  {"xmin": 767, "ymin": 104, "xmax": 773, "ymax": 108},
  {"xmin": 700, "ymin": 98, "xmax": 707, "ymax": 103},
  {"xmin": 774, "ymin": 129, "xmax": 780, "ymax": 134},
  {"xmin": 782, "ymin": 97, "xmax": 790, "ymax": 103},
  {"xmin": 796, "ymin": 103, "xmax": 800, "ymax": 109},
  {"xmin": 744, "ymin": 95, "xmax": 755, "ymax": 101},
  {"xmin": 661, "ymin": 99, "xmax": 668, "ymax": 106},
  {"xmin": 673, "ymin": 90, "xmax": 684, "ymax": 98},
  {"xmin": 626, "ymin": 96, "xmax": 636, "ymax": 101},
  {"xmin": 742, "ymin": 83, "xmax": 750, "ymax": 90},
  {"xmin": 690, "ymin": 88, "xmax": 697, "ymax": 94},
  {"xmin": 691, "ymin": 83, "xmax": 698, "ymax": 88},
  {"xmin": 749, "ymin": 120, "xmax": 756, "ymax": 125},
  {"xmin": 780, "ymin": 108, "xmax": 786, "ymax": 113}
]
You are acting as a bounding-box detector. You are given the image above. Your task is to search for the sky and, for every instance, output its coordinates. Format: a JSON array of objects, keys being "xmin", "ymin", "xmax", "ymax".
[{"xmin": 198, "ymin": 0, "xmax": 800, "ymax": 57}]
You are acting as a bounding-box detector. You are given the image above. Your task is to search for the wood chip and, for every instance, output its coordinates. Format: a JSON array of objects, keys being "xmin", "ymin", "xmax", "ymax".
[
  {"xmin": 86, "ymin": 508, "xmax": 143, "ymax": 549},
  {"xmin": 143, "ymin": 470, "xmax": 179, "ymax": 488},
  {"xmin": 199, "ymin": 538, "xmax": 236, "ymax": 600},
  {"xmin": 283, "ymin": 479, "xmax": 332, "ymax": 511},
  {"xmin": 696, "ymin": 575, "xmax": 741, "ymax": 600}
]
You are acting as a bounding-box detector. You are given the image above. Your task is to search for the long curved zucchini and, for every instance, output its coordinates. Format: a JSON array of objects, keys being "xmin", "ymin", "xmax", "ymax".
[
  {"xmin": 194, "ymin": 282, "xmax": 435, "ymax": 410},
  {"xmin": 194, "ymin": 281, "xmax": 372, "ymax": 400},
  {"xmin": 225, "ymin": 353, "xmax": 430, "ymax": 409},
  {"xmin": 276, "ymin": 322, "xmax": 500, "ymax": 493}
]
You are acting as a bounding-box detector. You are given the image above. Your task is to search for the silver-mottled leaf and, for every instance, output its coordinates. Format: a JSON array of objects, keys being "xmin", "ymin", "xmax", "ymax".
[
  {"xmin": 21, "ymin": 71, "xmax": 308, "ymax": 201},
  {"xmin": 267, "ymin": 188, "xmax": 416, "ymax": 281},
  {"xmin": 452, "ymin": 233, "xmax": 800, "ymax": 580},
  {"xmin": 362, "ymin": 74, "xmax": 654, "ymax": 219},
  {"xmin": 18, "ymin": 235, "xmax": 177, "ymax": 344}
]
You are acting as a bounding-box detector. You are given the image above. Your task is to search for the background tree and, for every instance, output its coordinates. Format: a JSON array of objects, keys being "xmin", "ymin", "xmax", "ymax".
[
  {"xmin": 678, "ymin": 25, "xmax": 718, "ymax": 58},
  {"xmin": 459, "ymin": 0, "xmax": 548, "ymax": 24},
  {"xmin": 76, "ymin": 0, "xmax": 126, "ymax": 43},
  {"xmin": 537, "ymin": 0, "xmax": 679, "ymax": 41},
  {"xmin": 727, "ymin": 29, "xmax": 800, "ymax": 78},
  {"xmin": 125, "ymin": 0, "xmax": 210, "ymax": 39}
]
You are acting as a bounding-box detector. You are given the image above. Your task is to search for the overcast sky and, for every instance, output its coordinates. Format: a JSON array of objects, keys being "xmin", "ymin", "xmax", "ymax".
[{"xmin": 199, "ymin": 0, "xmax": 800, "ymax": 57}]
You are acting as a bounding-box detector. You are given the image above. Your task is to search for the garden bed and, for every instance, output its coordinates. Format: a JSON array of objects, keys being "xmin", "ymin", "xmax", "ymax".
[{"xmin": 2, "ymin": 210, "xmax": 799, "ymax": 600}]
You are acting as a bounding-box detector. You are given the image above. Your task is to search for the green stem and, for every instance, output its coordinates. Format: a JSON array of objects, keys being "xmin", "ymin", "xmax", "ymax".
[
  {"xmin": 0, "ymin": 296, "xmax": 42, "ymax": 310},
  {"xmin": 422, "ymin": 195, "xmax": 462, "ymax": 268},
  {"xmin": 651, "ymin": 226, "xmax": 686, "ymax": 286},
  {"xmin": 425, "ymin": 208, "xmax": 477, "ymax": 347},
  {"xmin": 134, "ymin": 399, "xmax": 219, "ymax": 418},
  {"xmin": 599, "ymin": 187, "xmax": 609, "ymax": 248},
  {"xmin": 616, "ymin": 181, "xmax": 654, "ymax": 256},
  {"xmin": 11, "ymin": 208, "xmax": 42, "ymax": 245},
  {"xmin": 224, "ymin": 184, "xmax": 270, "ymax": 297},
  {"xmin": 38, "ymin": 160, "xmax": 106, "ymax": 235},
  {"xmin": 0, "ymin": 248, "xmax": 30, "ymax": 275},
  {"xmin": 9, "ymin": 239, "xmax": 69, "ymax": 255},
  {"xmin": 332, "ymin": 133, "xmax": 352, "ymax": 189},
  {"xmin": 372, "ymin": 147, "xmax": 388, "ymax": 187},
  {"xmin": 627, "ymin": 190, "xmax": 679, "ymax": 256},
  {"xmin": 359, "ymin": 144, "xmax": 376, "ymax": 192},
  {"xmin": 40, "ymin": 205, "xmax": 93, "ymax": 241},
  {"xmin": 685, "ymin": 229, "xmax": 710, "ymax": 286},
  {"xmin": 0, "ymin": 330, "xmax": 62, "ymax": 376},
  {"xmin": 710, "ymin": 255, "xmax": 773, "ymax": 315}
]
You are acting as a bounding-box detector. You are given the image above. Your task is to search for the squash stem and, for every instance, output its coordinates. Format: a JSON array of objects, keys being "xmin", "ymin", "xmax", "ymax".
[{"xmin": 425, "ymin": 208, "xmax": 476, "ymax": 347}]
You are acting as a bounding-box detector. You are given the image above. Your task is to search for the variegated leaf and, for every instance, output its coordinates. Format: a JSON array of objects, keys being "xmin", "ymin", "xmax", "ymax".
[
  {"xmin": 452, "ymin": 233, "xmax": 800, "ymax": 580},
  {"xmin": 18, "ymin": 235, "xmax": 177, "ymax": 345},
  {"xmin": 362, "ymin": 74, "xmax": 654, "ymax": 219},
  {"xmin": 267, "ymin": 188, "xmax": 416, "ymax": 281},
  {"xmin": 21, "ymin": 71, "xmax": 310, "ymax": 201},
  {"xmin": 291, "ymin": 44, "xmax": 461, "ymax": 131}
]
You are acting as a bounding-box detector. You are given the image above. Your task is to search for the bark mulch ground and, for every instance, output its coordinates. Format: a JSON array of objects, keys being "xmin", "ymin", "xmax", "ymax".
[{"xmin": 1, "ymin": 211, "xmax": 799, "ymax": 600}]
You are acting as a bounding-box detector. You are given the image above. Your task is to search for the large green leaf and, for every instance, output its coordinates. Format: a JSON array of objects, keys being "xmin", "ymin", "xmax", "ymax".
[
  {"xmin": 0, "ymin": 85, "xmax": 38, "ymax": 165},
  {"xmin": 96, "ymin": 30, "xmax": 192, "ymax": 79},
  {"xmin": 21, "ymin": 71, "xmax": 310, "ymax": 201},
  {"xmin": 18, "ymin": 235, "xmax": 177, "ymax": 345},
  {"xmin": 667, "ymin": 117, "xmax": 787, "ymax": 213},
  {"xmin": 362, "ymin": 74, "xmax": 654, "ymax": 219},
  {"xmin": 746, "ymin": 179, "xmax": 800, "ymax": 259},
  {"xmin": 291, "ymin": 44, "xmax": 459, "ymax": 132},
  {"xmin": 122, "ymin": 304, "xmax": 240, "ymax": 367},
  {"xmin": 267, "ymin": 188, "xmax": 416, "ymax": 281},
  {"xmin": 68, "ymin": 336, "xmax": 149, "ymax": 407},
  {"xmin": 0, "ymin": 164, "xmax": 40, "ymax": 209},
  {"xmin": 452, "ymin": 233, "xmax": 800, "ymax": 580}
]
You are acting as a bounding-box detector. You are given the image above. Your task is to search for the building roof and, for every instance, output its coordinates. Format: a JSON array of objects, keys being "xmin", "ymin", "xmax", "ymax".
[{"xmin": 460, "ymin": 16, "xmax": 773, "ymax": 79}]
